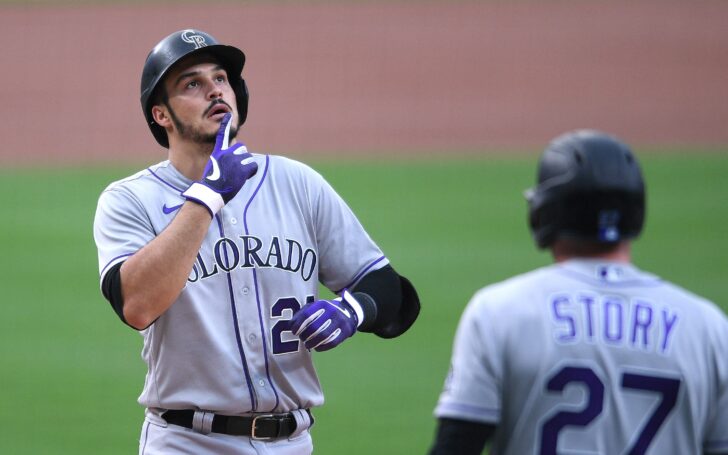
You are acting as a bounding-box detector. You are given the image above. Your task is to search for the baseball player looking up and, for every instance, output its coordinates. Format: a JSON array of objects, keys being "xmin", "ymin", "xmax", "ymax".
[
  {"xmin": 428, "ymin": 130, "xmax": 728, "ymax": 455},
  {"xmin": 93, "ymin": 29, "xmax": 419, "ymax": 455}
]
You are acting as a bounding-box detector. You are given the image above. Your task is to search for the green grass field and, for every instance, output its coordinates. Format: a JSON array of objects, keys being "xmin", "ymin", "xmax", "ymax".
[{"xmin": 1, "ymin": 153, "xmax": 726, "ymax": 454}]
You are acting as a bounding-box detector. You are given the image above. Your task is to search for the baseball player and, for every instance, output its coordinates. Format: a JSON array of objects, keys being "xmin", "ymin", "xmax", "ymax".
[
  {"xmin": 429, "ymin": 130, "xmax": 728, "ymax": 455},
  {"xmin": 93, "ymin": 29, "xmax": 419, "ymax": 455}
]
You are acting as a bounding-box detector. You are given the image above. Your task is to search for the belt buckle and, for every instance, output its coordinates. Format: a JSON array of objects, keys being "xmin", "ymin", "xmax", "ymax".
[{"xmin": 251, "ymin": 414, "xmax": 276, "ymax": 441}]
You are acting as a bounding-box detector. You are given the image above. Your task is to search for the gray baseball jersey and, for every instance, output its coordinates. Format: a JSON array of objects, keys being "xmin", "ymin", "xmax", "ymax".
[
  {"xmin": 94, "ymin": 153, "xmax": 388, "ymax": 415},
  {"xmin": 435, "ymin": 259, "xmax": 728, "ymax": 455}
]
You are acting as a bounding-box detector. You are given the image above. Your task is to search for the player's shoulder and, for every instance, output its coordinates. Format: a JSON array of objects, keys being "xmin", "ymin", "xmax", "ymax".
[
  {"xmin": 558, "ymin": 259, "xmax": 728, "ymax": 328},
  {"xmin": 101, "ymin": 169, "xmax": 151, "ymax": 194},
  {"xmin": 598, "ymin": 260, "xmax": 728, "ymax": 322},
  {"xmin": 477, "ymin": 265, "xmax": 556, "ymax": 295},
  {"xmin": 663, "ymin": 281, "xmax": 728, "ymax": 350},
  {"xmin": 97, "ymin": 161, "xmax": 185, "ymax": 214},
  {"xmin": 260, "ymin": 154, "xmax": 331, "ymax": 191},
  {"xmin": 656, "ymin": 277, "xmax": 728, "ymax": 325},
  {"xmin": 454, "ymin": 267, "xmax": 554, "ymax": 337},
  {"xmin": 265, "ymin": 154, "xmax": 320, "ymax": 176},
  {"xmin": 469, "ymin": 266, "xmax": 554, "ymax": 310},
  {"xmin": 101, "ymin": 160, "xmax": 177, "ymax": 195}
]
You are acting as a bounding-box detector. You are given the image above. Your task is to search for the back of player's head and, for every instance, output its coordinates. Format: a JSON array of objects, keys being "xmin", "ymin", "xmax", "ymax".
[{"xmin": 525, "ymin": 129, "xmax": 646, "ymax": 249}]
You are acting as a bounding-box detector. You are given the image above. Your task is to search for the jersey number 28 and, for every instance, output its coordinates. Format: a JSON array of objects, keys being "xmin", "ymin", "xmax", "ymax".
[{"xmin": 540, "ymin": 366, "xmax": 681, "ymax": 455}]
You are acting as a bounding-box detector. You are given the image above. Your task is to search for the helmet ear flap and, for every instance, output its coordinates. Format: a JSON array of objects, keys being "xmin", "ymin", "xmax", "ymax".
[
  {"xmin": 150, "ymin": 123, "xmax": 169, "ymax": 148},
  {"xmin": 528, "ymin": 197, "xmax": 562, "ymax": 249},
  {"xmin": 234, "ymin": 77, "xmax": 249, "ymax": 126}
]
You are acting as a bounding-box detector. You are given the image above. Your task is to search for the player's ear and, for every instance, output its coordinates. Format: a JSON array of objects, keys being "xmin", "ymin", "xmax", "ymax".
[{"xmin": 151, "ymin": 105, "xmax": 173, "ymax": 129}]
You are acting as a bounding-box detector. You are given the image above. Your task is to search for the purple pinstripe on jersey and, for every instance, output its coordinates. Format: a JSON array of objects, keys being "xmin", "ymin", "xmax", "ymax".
[
  {"xmin": 147, "ymin": 166, "xmax": 184, "ymax": 193},
  {"xmin": 339, "ymin": 255, "xmax": 386, "ymax": 293},
  {"xmin": 215, "ymin": 214, "xmax": 258, "ymax": 410},
  {"xmin": 243, "ymin": 155, "xmax": 282, "ymax": 411}
]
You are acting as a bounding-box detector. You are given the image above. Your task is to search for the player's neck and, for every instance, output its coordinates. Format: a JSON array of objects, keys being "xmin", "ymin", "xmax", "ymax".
[
  {"xmin": 551, "ymin": 240, "xmax": 632, "ymax": 264},
  {"xmin": 168, "ymin": 142, "xmax": 215, "ymax": 181}
]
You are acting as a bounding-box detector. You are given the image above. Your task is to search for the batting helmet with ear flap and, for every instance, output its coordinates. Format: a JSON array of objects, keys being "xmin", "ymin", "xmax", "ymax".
[
  {"xmin": 140, "ymin": 29, "xmax": 249, "ymax": 148},
  {"xmin": 525, "ymin": 129, "xmax": 646, "ymax": 249}
]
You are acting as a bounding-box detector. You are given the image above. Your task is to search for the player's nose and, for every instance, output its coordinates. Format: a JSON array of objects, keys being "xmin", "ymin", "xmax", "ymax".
[{"xmin": 207, "ymin": 85, "xmax": 223, "ymax": 100}]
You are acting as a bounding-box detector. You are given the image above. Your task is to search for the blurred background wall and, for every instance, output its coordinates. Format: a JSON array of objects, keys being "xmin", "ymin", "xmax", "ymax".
[{"xmin": 2, "ymin": 0, "xmax": 727, "ymax": 165}]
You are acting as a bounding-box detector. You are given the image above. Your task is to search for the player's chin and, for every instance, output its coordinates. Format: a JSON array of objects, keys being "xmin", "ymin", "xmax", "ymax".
[
  {"xmin": 210, "ymin": 113, "xmax": 239, "ymax": 132},
  {"xmin": 202, "ymin": 123, "xmax": 238, "ymax": 144},
  {"xmin": 198, "ymin": 124, "xmax": 221, "ymax": 144}
]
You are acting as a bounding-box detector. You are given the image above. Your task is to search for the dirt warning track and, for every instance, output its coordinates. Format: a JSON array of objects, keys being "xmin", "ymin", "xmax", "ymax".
[{"xmin": 2, "ymin": 1, "xmax": 727, "ymax": 164}]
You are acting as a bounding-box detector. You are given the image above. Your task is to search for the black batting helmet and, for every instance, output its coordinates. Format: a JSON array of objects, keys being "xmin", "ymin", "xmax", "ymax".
[
  {"xmin": 140, "ymin": 29, "xmax": 249, "ymax": 148},
  {"xmin": 525, "ymin": 129, "xmax": 646, "ymax": 249}
]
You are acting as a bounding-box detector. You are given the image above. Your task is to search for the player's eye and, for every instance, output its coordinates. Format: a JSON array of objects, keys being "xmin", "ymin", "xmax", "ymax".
[{"xmin": 185, "ymin": 80, "xmax": 199, "ymax": 89}]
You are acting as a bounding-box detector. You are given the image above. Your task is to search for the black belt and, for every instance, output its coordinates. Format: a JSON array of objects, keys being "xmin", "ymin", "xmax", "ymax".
[{"xmin": 162, "ymin": 409, "xmax": 305, "ymax": 440}]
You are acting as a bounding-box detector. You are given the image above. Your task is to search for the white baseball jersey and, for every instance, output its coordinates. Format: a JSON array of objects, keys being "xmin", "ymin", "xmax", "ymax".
[
  {"xmin": 94, "ymin": 154, "xmax": 388, "ymax": 415},
  {"xmin": 435, "ymin": 259, "xmax": 728, "ymax": 455}
]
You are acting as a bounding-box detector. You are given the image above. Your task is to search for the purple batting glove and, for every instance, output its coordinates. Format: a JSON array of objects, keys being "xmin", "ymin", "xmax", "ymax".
[
  {"xmin": 182, "ymin": 113, "xmax": 258, "ymax": 216},
  {"xmin": 291, "ymin": 291, "xmax": 362, "ymax": 352}
]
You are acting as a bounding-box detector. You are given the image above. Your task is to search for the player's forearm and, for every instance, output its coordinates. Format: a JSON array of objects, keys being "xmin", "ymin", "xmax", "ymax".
[
  {"xmin": 351, "ymin": 265, "xmax": 420, "ymax": 338},
  {"xmin": 121, "ymin": 202, "xmax": 211, "ymax": 329},
  {"xmin": 428, "ymin": 418, "xmax": 494, "ymax": 455}
]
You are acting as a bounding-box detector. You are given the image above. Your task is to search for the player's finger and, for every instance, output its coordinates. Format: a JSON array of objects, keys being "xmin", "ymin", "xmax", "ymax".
[
  {"xmin": 303, "ymin": 322, "xmax": 335, "ymax": 350},
  {"xmin": 242, "ymin": 161, "xmax": 258, "ymax": 179},
  {"xmin": 300, "ymin": 319, "xmax": 332, "ymax": 344},
  {"xmin": 291, "ymin": 308, "xmax": 325, "ymax": 336},
  {"xmin": 226, "ymin": 146, "xmax": 258, "ymax": 177},
  {"xmin": 312, "ymin": 329, "xmax": 341, "ymax": 352},
  {"xmin": 215, "ymin": 112, "xmax": 233, "ymax": 150}
]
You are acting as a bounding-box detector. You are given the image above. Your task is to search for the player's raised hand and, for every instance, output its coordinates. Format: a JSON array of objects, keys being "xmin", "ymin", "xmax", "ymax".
[
  {"xmin": 182, "ymin": 113, "xmax": 258, "ymax": 216},
  {"xmin": 291, "ymin": 290, "xmax": 363, "ymax": 352}
]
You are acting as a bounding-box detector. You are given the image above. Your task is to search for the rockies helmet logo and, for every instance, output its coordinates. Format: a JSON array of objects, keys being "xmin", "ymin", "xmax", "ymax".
[{"xmin": 181, "ymin": 30, "xmax": 208, "ymax": 49}]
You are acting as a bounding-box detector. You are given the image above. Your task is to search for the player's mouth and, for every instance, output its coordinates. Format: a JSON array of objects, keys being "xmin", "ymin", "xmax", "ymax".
[{"xmin": 205, "ymin": 102, "xmax": 231, "ymax": 120}]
